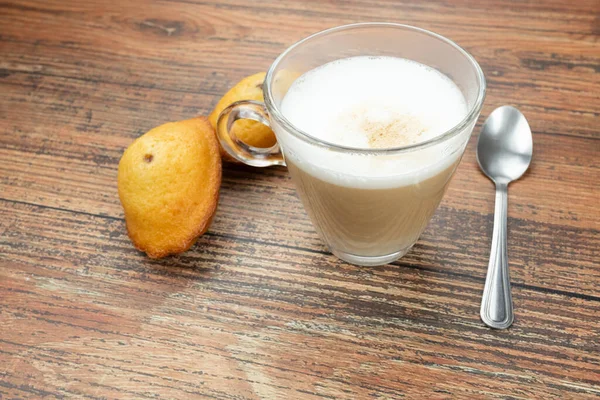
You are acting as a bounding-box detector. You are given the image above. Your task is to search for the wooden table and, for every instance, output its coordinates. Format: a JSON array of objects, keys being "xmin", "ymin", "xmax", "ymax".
[{"xmin": 1, "ymin": 0, "xmax": 599, "ymax": 398}]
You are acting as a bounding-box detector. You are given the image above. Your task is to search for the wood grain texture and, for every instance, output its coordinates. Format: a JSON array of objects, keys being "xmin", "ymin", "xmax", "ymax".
[{"xmin": 1, "ymin": 0, "xmax": 599, "ymax": 398}]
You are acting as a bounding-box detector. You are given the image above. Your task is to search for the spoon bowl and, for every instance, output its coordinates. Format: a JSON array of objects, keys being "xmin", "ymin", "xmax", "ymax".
[{"xmin": 477, "ymin": 106, "xmax": 533, "ymax": 184}]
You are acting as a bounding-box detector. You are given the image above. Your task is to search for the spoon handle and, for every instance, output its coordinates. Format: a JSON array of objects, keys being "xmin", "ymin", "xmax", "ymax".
[{"xmin": 480, "ymin": 182, "xmax": 514, "ymax": 329}]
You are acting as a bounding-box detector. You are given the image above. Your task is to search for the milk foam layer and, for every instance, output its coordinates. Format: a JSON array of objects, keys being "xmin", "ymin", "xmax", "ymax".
[
  {"xmin": 277, "ymin": 56, "xmax": 471, "ymax": 189},
  {"xmin": 281, "ymin": 56, "xmax": 467, "ymax": 149}
]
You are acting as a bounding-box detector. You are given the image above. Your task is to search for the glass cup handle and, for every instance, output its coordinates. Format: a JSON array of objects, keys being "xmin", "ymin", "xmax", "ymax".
[{"xmin": 216, "ymin": 100, "xmax": 285, "ymax": 167}]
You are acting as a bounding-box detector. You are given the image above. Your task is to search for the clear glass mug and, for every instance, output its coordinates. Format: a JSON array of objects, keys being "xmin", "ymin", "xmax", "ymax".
[{"xmin": 217, "ymin": 23, "xmax": 486, "ymax": 266}]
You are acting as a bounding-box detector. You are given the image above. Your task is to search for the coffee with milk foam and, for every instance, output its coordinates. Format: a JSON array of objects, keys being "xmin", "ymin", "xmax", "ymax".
[{"xmin": 279, "ymin": 56, "xmax": 470, "ymax": 258}]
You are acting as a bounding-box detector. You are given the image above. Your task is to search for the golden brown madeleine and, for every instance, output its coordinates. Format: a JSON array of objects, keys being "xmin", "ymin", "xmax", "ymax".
[
  {"xmin": 209, "ymin": 72, "xmax": 276, "ymax": 160},
  {"xmin": 118, "ymin": 117, "xmax": 221, "ymax": 258}
]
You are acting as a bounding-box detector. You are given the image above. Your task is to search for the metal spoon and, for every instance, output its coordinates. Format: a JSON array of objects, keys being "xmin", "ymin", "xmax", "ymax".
[{"xmin": 476, "ymin": 106, "xmax": 533, "ymax": 329}]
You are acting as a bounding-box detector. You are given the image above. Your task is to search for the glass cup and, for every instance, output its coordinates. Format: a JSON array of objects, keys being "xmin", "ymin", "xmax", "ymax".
[{"xmin": 217, "ymin": 23, "xmax": 486, "ymax": 266}]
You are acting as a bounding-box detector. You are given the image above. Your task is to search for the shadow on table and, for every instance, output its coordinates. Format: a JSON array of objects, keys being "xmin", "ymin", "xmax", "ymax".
[{"xmin": 142, "ymin": 251, "xmax": 218, "ymax": 283}]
